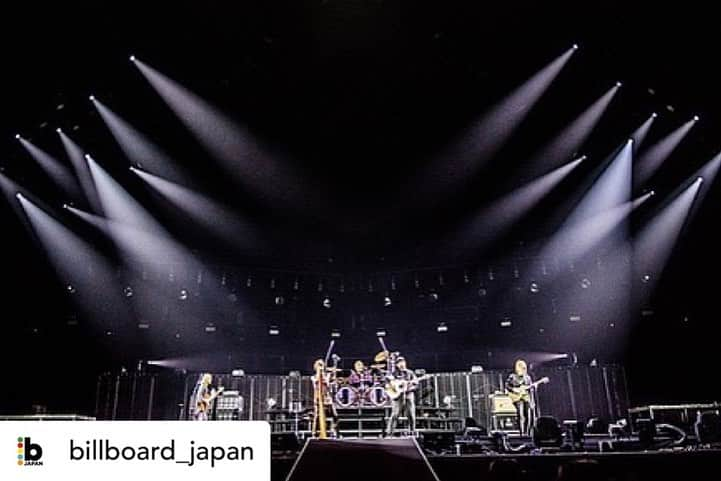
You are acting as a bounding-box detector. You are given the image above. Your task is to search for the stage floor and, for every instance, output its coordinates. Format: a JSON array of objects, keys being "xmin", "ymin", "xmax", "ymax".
[{"xmin": 273, "ymin": 444, "xmax": 721, "ymax": 481}]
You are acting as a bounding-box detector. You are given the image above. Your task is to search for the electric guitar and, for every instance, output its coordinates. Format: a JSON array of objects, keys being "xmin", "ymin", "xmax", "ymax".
[
  {"xmin": 197, "ymin": 386, "xmax": 225, "ymax": 413},
  {"xmin": 508, "ymin": 377, "xmax": 549, "ymax": 403},
  {"xmin": 386, "ymin": 374, "xmax": 431, "ymax": 401}
]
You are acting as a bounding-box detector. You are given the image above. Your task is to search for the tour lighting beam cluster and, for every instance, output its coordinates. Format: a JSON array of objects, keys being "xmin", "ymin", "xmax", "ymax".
[
  {"xmin": 57, "ymin": 129, "xmax": 102, "ymax": 214},
  {"xmin": 635, "ymin": 116, "xmax": 699, "ymax": 186},
  {"xmin": 452, "ymin": 155, "xmax": 586, "ymax": 251},
  {"xmin": 129, "ymin": 167, "xmax": 257, "ymax": 247},
  {"xmin": 91, "ymin": 96, "xmax": 187, "ymax": 184},
  {"xmin": 631, "ymin": 112, "xmax": 658, "ymax": 152},
  {"xmin": 528, "ymin": 82, "xmax": 620, "ymax": 171},
  {"xmin": 15, "ymin": 192, "xmax": 129, "ymax": 324},
  {"xmin": 16, "ymin": 135, "xmax": 80, "ymax": 198},
  {"xmin": 634, "ymin": 176, "xmax": 704, "ymax": 297},
  {"xmin": 412, "ymin": 45, "xmax": 578, "ymax": 200},
  {"xmin": 130, "ymin": 56, "xmax": 314, "ymax": 211}
]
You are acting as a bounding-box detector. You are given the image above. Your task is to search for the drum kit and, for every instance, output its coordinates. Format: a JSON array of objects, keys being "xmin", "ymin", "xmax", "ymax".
[{"xmin": 328, "ymin": 351, "xmax": 394, "ymax": 408}]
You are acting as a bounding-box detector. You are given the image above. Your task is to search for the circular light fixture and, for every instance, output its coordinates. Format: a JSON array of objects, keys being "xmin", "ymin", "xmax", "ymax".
[
  {"xmin": 322, "ymin": 297, "xmax": 332, "ymax": 309},
  {"xmin": 178, "ymin": 288, "xmax": 189, "ymax": 301},
  {"xmin": 383, "ymin": 296, "xmax": 392, "ymax": 307},
  {"xmin": 123, "ymin": 286, "xmax": 134, "ymax": 298},
  {"xmin": 580, "ymin": 278, "xmax": 591, "ymax": 289},
  {"xmin": 529, "ymin": 282, "xmax": 540, "ymax": 294},
  {"xmin": 641, "ymin": 274, "xmax": 651, "ymax": 283}
]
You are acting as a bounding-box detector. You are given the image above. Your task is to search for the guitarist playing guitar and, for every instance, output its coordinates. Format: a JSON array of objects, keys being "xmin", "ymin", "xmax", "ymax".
[
  {"xmin": 505, "ymin": 360, "xmax": 549, "ymax": 435},
  {"xmin": 385, "ymin": 356, "xmax": 420, "ymax": 437},
  {"xmin": 191, "ymin": 373, "xmax": 224, "ymax": 421}
]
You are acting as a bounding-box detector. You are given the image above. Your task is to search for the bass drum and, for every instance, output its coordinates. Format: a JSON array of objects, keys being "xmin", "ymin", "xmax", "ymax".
[
  {"xmin": 334, "ymin": 386, "xmax": 358, "ymax": 408},
  {"xmin": 365, "ymin": 386, "xmax": 389, "ymax": 407}
]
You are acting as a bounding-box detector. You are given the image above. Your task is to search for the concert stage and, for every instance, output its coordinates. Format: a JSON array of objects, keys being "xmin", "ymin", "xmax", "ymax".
[{"xmin": 272, "ymin": 440, "xmax": 721, "ymax": 481}]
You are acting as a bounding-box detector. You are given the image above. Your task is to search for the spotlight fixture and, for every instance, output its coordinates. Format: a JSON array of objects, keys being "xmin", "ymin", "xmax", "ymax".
[
  {"xmin": 123, "ymin": 286, "xmax": 134, "ymax": 298},
  {"xmin": 580, "ymin": 278, "xmax": 591, "ymax": 289},
  {"xmin": 15, "ymin": 193, "xmax": 23, "ymax": 200},
  {"xmin": 572, "ymin": 43, "xmax": 579, "ymax": 50},
  {"xmin": 383, "ymin": 296, "xmax": 392, "ymax": 307},
  {"xmin": 178, "ymin": 288, "xmax": 189, "ymax": 301},
  {"xmin": 322, "ymin": 297, "xmax": 332, "ymax": 309},
  {"xmin": 129, "ymin": 55, "xmax": 136, "ymax": 62},
  {"xmin": 651, "ymin": 112, "xmax": 658, "ymax": 118},
  {"xmin": 500, "ymin": 318, "xmax": 512, "ymax": 328},
  {"xmin": 268, "ymin": 326, "xmax": 280, "ymax": 336},
  {"xmin": 529, "ymin": 282, "xmax": 540, "ymax": 294},
  {"xmin": 428, "ymin": 292, "xmax": 439, "ymax": 303},
  {"xmin": 693, "ymin": 115, "xmax": 700, "ymax": 122},
  {"xmin": 14, "ymin": 134, "xmax": 21, "ymax": 140},
  {"xmin": 274, "ymin": 296, "xmax": 285, "ymax": 306},
  {"xmin": 204, "ymin": 323, "xmax": 217, "ymax": 333},
  {"xmin": 437, "ymin": 322, "xmax": 448, "ymax": 333},
  {"xmin": 642, "ymin": 274, "xmax": 651, "ymax": 283},
  {"xmin": 478, "ymin": 287, "xmax": 488, "ymax": 297},
  {"xmin": 56, "ymin": 127, "xmax": 62, "ymax": 134},
  {"xmin": 697, "ymin": 176, "xmax": 704, "ymax": 183},
  {"xmin": 88, "ymin": 95, "xmax": 95, "ymax": 102},
  {"xmin": 376, "ymin": 329, "xmax": 387, "ymax": 338},
  {"xmin": 615, "ymin": 81, "xmax": 622, "ymax": 87},
  {"xmin": 66, "ymin": 284, "xmax": 77, "ymax": 294},
  {"xmin": 331, "ymin": 329, "xmax": 341, "ymax": 339}
]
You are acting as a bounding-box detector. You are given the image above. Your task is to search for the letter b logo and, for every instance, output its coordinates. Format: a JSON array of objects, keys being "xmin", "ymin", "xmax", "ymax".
[{"xmin": 24, "ymin": 438, "xmax": 43, "ymax": 462}]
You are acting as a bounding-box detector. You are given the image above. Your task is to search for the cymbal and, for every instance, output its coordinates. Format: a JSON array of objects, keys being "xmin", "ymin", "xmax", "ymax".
[
  {"xmin": 374, "ymin": 351, "xmax": 389, "ymax": 362},
  {"xmin": 370, "ymin": 363, "xmax": 387, "ymax": 369},
  {"xmin": 326, "ymin": 367, "xmax": 342, "ymax": 372}
]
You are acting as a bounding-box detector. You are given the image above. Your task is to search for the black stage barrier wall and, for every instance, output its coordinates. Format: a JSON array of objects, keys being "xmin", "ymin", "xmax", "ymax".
[{"xmin": 96, "ymin": 365, "xmax": 628, "ymax": 426}]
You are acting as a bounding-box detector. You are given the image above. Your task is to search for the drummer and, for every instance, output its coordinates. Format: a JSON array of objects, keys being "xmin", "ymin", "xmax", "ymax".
[{"xmin": 348, "ymin": 360, "xmax": 373, "ymax": 389}]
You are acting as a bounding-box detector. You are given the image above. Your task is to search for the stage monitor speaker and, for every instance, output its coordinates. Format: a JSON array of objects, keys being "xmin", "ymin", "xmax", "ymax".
[
  {"xmin": 419, "ymin": 431, "xmax": 456, "ymax": 454},
  {"xmin": 272, "ymin": 432, "xmax": 301, "ymax": 454},
  {"xmin": 286, "ymin": 438, "xmax": 439, "ymax": 481},
  {"xmin": 532, "ymin": 416, "xmax": 563, "ymax": 448}
]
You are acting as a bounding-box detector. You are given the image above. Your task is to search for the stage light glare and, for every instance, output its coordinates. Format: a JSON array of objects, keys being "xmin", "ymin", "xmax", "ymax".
[
  {"xmin": 529, "ymin": 282, "xmax": 540, "ymax": 293},
  {"xmin": 89, "ymin": 95, "xmax": 95, "ymax": 102},
  {"xmin": 697, "ymin": 176, "xmax": 704, "ymax": 183},
  {"xmin": 123, "ymin": 286, "xmax": 134, "ymax": 298},
  {"xmin": 322, "ymin": 297, "xmax": 332, "ymax": 309},
  {"xmin": 572, "ymin": 43, "xmax": 579, "ymax": 50},
  {"xmin": 129, "ymin": 55, "xmax": 136, "ymax": 62},
  {"xmin": 56, "ymin": 127, "xmax": 62, "ymax": 134},
  {"xmin": 693, "ymin": 115, "xmax": 700, "ymax": 122},
  {"xmin": 331, "ymin": 330, "xmax": 341, "ymax": 339},
  {"xmin": 383, "ymin": 296, "xmax": 392, "ymax": 307},
  {"xmin": 642, "ymin": 274, "xmax": 651, "ymax": 283},
  {"xmin": 437, "ymin": 323, "xmax": 449, "ymax": 333},
  {"xmin": 15, "ymin": 192, "xmax": 23, "ymax": 200},
  {"xmin": 14, "ymin": 134, "xmax": 21, "ymax": 140},
  {"xmin": 652, "ymin": 112, "xmax": 658, "ymax": 118},
  {"xmin": 580, "ymin": 278, "xmax": 592, "ymax": 289},
  {"xmin": 268, "ymin": 326, "xmax": 280, "ymax": 336},
  {"xmin": 178, "ymin": 288, "xmax": 189, "ymax": 300},
  {"xmin": 615, "ymin": 81, "xmax": 622, "ymax": 87},
  {"xmin": 627, "ymin": 138, "xmax": 634, "ymax": 144}
]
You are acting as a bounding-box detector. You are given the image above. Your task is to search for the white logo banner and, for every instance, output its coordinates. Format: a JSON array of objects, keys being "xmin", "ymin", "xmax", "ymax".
[{"xmin": 1, "ymin": 421, "xmax": 270, "ymax": 480}]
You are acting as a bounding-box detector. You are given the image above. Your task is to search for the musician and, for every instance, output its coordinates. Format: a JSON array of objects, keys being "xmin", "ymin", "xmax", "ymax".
[
  {"xmin": 191, "ymin": 373, "xmax": 214, "ymax": 421},
  {"xmin": 348, "ymin": 360, "xmax": 372, "ymax": 389},
  {"xmin": 505, "ymin": 359, "xmax": 534, "ymax": 435},
  {"xmin": 385, "ymin": 356, "xmax": 418, "ymax": 436},
  {"xmin": 311, "ymin": 359, "xmax": 338, "ymax": 435}
]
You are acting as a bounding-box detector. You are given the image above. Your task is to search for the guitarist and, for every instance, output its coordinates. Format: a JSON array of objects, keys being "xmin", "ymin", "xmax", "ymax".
[
  {"xmin": 191, "ymin": 373, "xmax": 223, "ymax": 421},
  {"xmin": 385, "ymin": 356, "xmax": 417, "ymax": 436},
  {"xmin": 505, "ymin": 359, "xmax": 535, "ymax": 435}
]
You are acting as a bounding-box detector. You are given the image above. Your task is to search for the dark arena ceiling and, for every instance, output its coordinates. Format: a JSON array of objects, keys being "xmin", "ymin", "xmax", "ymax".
[{"xmin": 1, "ymin": 1, "xmax": 721, "ymax": 412}]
